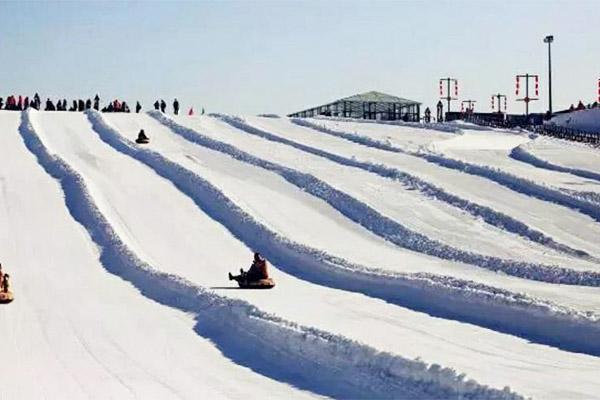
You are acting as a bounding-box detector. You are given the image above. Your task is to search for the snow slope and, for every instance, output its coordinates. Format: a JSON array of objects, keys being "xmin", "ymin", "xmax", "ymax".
[
  {"xmin": 3, "ymin": 109, "xmax": 600, "ymax": 399},
  {"xmin": 0, "ymin": 111, "xmax": 316, "ymax": 399},
  {"xmin": 298, "ymin": 117, "xmax": 600, "ymax": 258}
]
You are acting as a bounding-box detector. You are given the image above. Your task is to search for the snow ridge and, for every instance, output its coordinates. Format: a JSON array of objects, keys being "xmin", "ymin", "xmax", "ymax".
[
  {"xmin": 293, "ymin": 118, "xmax": 600, "ymax": 224},
  {"xmin": 90, "ymin": 110, "xmax": 600, "ymax": 357},
  {"xmin": 307, "ymin": 115, "xmax": 463, "ymax": 134},
  {"xmin": 510, "ymin": 144, "xmax": 600, "ymax": 183},
  {"xmin": 291, "ymin": 118, "xmax": 590, "ymax": 259},
  {"xmin": 19, "ymin": 109, "xmax": 527, "ymax": 400}
]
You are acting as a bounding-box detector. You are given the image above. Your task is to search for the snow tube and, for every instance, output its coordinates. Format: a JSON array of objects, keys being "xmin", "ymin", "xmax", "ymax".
[
  {"xmin": 237, "ymin": 278, "xmax": 275, "ymax": 289},
  {"xmin": 135, "ymin": 138, "xmax": 150, "ymax": 144},
  {"xmin": 0, "ymin": 291, "xmax": 14, "ymax": 304}
]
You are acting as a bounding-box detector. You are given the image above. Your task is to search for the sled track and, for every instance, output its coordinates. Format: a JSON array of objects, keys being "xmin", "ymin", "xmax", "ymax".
[
  {"xmin": 125, "ymin": 111, "xmax": 600, "ymax": 356},
  {"xmin": 290, "ymin": 118, "xmax": 591, "ymax": 259},
  {"xmin": 511, "ymin": 143, "xmax": 600, "ymax": 184},
  {"xmin": 292, "ymin": 118, "xmax": 600, "ymax": 224},
  {"xmin": 18, "ymin": 110, "xmax": 529, "ymax": 400},
  {"xmin": 208, "ymin": 113, "xmax": 600, "ymax": 287}
]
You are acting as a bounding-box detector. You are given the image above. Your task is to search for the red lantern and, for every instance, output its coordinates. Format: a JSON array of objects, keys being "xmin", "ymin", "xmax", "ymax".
[
  {"xmin": 454, "ymin": 81, "xmax": 458, "ymax": 97},
  {"xmin": 515, "ymin": 76, "xmax": 520, "ymax": 96},
  {"xmin": 439, "ymin": 81, "xmax": 443, "ymax": 96},
  {"xmin": 535, "ymin": 75, "xmax": 539, "ymax": 96}
]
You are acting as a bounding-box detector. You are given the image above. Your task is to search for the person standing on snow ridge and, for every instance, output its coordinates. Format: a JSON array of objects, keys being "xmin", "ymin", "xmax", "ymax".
[
  {"xmin": 160, "ymin": 99, "xmax": 166, "ymax": 113},
  {"xmin": 153, "ymin": 100, "xmax": 160, "ymax": 110},
  {"xmin": 173, "ymin": 98, "xmax": 179, "ymax": 115},
  {"xmin": 136, "ymin": 101, "xmax": 142, "ymax": 113},
  {"xmin": 93, "ymin": 95, "xmax": 100, "ymax": 111}
]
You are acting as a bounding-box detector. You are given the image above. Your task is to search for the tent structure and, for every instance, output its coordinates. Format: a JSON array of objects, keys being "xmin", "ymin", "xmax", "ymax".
[{"xmin": 288, "ymin": 91, "xmax": 421, "ymax": 121}]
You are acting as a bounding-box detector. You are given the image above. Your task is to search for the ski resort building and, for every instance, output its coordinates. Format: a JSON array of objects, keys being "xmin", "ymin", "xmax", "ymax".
[{"xmin": 288, "ymin": 91, "xmax": 421, "ymax": 121}]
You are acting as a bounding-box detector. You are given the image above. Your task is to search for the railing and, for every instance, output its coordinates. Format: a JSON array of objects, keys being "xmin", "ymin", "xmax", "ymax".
[{"xmin": 533, "ymin": 124, "xmax": 600, "ymax": 145}]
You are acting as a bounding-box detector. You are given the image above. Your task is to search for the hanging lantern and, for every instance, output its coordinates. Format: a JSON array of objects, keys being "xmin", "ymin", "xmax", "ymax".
[
  {"xmin": 504, "ymin": 96, "xmax": 507, "ymax": 111},
  {"xmin": 535, "ymin": 75, "xmax": 539, "ymax": 96},
  {"xmin": 491, "ymin": 96, "xmax": 495, "ymax": 110},
  {"xmin": 454, "ymin": 81, "xmax": 458, "ymax": 97},
  {"xmin": 439, "ymin": 81, "xmax": 443, "ymax": 96},
  {"xmin": 516, "ymin": 76, "xmax": 520, "ymax": 96},
  {"xmin": 461, "ymin": 102, "xmax": 464, "ymax": 112}
]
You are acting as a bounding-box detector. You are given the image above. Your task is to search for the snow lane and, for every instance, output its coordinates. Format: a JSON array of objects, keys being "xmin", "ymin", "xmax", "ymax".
[
  {"xmin": 82, "ymin": 112, "xmax": 600, "ymax": 399},
  {"xmin": 178, "ymin": 113, "xmax": 600, "ymax": 286},
  {"xmin": 103, "ymin": 113, "xmax": 600, "ymax": 356},
  {"xmin": 1, "ymin": 111, "xmax": 314, "ymax": 400},
  {"xmin": 304, "ymin": 117, "xmax": 600, "ymax": 258},
  {"xmin": 229, "ymin": 115, "xmax": 578, "ymax": 266},
  {"xmin": 27, "ymin": 110, "xmax": 533, "ymax": 399}
]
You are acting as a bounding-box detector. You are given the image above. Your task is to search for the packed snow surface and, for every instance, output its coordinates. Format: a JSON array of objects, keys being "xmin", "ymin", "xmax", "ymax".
[{"xmin": 2, "ymin": 109, "xmax": 600, "ymax": 399}]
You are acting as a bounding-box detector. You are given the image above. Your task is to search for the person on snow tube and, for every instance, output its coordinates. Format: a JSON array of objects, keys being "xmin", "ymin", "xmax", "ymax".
[
  {"xmin": 229, "ymin": 252, "xmax": 269, "ymax": 283},
  {"xmin": 2, "ymin": 273, "xmax": 10, "ymax": 293},
  {"xmin": 136, "ymin": 129, "xmax": 149, "ymax": 143}
]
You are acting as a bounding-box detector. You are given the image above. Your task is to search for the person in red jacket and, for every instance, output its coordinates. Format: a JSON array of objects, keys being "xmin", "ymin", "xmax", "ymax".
[{"xmin": 229, "ymin": 252, "xmax": 269, "ymax": 282}]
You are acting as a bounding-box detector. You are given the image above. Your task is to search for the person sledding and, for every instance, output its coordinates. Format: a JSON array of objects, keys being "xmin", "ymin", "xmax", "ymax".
[
  {"xmin": 229, "ymin": 252, "xmax": 275, "ymax": 289},
  {"xmin": 135, "ymin": 129, "xmax": 149, "ymax": 144},
  {"xmin": 0, "ymin": 263, "xmax": 14, "ymax": 304}
]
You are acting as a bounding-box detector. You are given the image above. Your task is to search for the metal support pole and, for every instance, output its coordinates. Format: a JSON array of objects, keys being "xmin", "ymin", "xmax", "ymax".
[{"xmin": 544, "ymin": 35, "xmax": 554, "ymax": 115}]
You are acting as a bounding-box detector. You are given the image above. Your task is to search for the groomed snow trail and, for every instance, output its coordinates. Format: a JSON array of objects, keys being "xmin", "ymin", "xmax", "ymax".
[
  {"xmin": 101, "ymin": 112, "xmax": 600, "ymax": 356},
  {"xmin": 159, "ymin": 113, "xmax": 600, "ymax": 286},
  {"xmin": 295, "ymin": 117, "xmax": 600, "ymax": 259},
  {"xmin": 5, "ymin": 109, "xmax": 600, "ymax": 399},
  {"xmin": 81, "ymin": 110, "xmax": 600, "ymax": 398},
  {"xmin": 248, "ymin": 116, "xmax": 595, "ymax": 261},
  {"xmin": 22, "ymin": 109, "xmax": 534, "ymax": 400},
  {"xmin": 0, "ymin": 111, "xmax": 318, "ymax": 400}
]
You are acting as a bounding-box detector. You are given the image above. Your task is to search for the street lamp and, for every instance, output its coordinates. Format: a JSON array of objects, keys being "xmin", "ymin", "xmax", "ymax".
[{"xmin": 544, "ymin": 35, "xmax": 554, "ymax": 115}]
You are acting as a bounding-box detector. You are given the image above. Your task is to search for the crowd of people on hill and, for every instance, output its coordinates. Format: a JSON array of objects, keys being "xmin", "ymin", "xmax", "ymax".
[
  {"xmin": 1, "ymin": 94, "xmax": 195, "ymax": 115},
  {"xmin": 568, "ymin": 100, "xmax": 600, "ymax": 112}
]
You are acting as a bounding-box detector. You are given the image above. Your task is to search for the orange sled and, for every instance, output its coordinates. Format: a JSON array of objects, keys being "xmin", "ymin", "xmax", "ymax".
[
  {"xmin": 0, "ymin": 291, "xmax": 14, "ymax": 304},
  {"xmin": 237, "ymin": 278, "xmax": 275, "ymax": 289}
]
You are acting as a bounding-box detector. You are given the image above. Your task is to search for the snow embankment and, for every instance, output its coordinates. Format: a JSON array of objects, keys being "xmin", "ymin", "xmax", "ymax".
[
  {"xmin": 143, "ymin": 110, "xmax": 600, "ymax": 356},
  {"xmin": 20, "ymin": 109, "xmax": 528, "ymax": 400},
  {"xmin": 511, "ymin": 143, "xmax": 600, "ymax": 183},
  {"xmin": 548, "ymin": 108, "xmax": 600, "ymax": 133}
]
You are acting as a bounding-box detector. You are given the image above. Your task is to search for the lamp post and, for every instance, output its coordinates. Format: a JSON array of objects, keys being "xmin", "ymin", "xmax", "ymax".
[{"xmin": 544, "ymin": 35, "xmax": 554, "ymax": 115}]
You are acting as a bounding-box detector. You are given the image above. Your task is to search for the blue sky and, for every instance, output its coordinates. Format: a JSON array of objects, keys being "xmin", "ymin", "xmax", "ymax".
[{"xmin": 0, "ymin": 0, "xmax": 598, "ymax": 115}]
